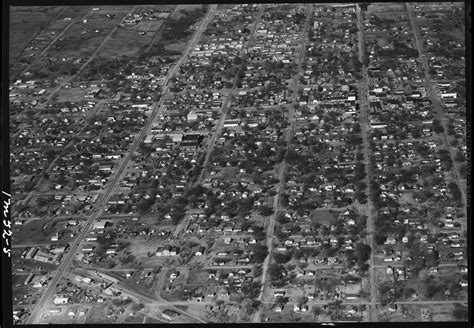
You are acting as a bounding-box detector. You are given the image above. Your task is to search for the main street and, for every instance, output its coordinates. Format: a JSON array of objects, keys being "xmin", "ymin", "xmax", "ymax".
[
  {"xmin": 25, "ymin": 6, "xmax": 216, "ymax": 324},
  {"xmin": 356, "ymin": 3, "xmax": 378, "ymax": 322}
]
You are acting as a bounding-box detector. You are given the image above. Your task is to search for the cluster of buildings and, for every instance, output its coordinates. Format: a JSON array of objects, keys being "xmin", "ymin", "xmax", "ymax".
[
  {"xmin": 9, "ymin": 2, "xmax": 467, "ymax": 324},
  {"xmin": 362, "ymin": 2, "xmax": 467, "ymax": 309}
]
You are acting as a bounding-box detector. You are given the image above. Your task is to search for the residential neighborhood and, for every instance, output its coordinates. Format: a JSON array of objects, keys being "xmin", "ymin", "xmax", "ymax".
[{"xmin": 7, "ymin": 2, "xmax": 468, "ymax": 325}]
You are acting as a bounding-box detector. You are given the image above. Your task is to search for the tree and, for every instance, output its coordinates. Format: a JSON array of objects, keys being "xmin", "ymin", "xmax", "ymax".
[
  {"xmin": 458, "ymin": 164, "xmax": 467, "ymax": 179},
  {"xmin": 454, "ymin": 151, "xmax": 466, "ymax": 162},
  {"xmin": 452, "ymin": 304, "xmax": 468, "ymax": 321},
  {"xmin": 252, "ymin": 225, "xmax": 266, "ymax": 240},
  {"xmin": 258, "ymin": 205, "xmax": 274, "ymax": 217},
  {"xmin": 355, "ymin": 243, "xmax": 371, "ymax": 267},
  {"xmin": 447, "ymin": 181, "xmax": 462, "ymax": 202},
  {"xmin": 422, "ymin": 275, "xmax": 443, "ymax": 298},
  {"xmin": 273, "ymin": 252, "xmax": 292, "ymax": 264},
  {"xmin": 379, "ymin": 281, "xmax": 394, "ymax": 306},
  {"xmin": 253, "ymin": 264, "xmax": 263, "ymax": 277},
  {"xmin": 241, "ymin": 298, "xmax": 261, "ymax": 316},
  {"xmin": 251, "ymin": 243, "xmax": 269, "ymax": 264},
  {"xmin": 275, "ymin": 296, "xmax": 289, "ymax": 306},
  {"xmin": 241, "ymin": 282, "xmax": 262, "ymax": 300},
  {"xmin": 313, "ymin": 306, "xmax": 323, "ymax": 318},
  {"xmin": 432, "ymin": 119, "xmax": 444, "ymax": 134},
  {"xmin": 268, "ymin": 263, "xmax": 285, "ymax": 281}
]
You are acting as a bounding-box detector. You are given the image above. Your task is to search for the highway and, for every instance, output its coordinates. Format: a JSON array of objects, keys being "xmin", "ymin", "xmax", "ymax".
[{"xmin": 25, "ymin": 6, "xmax": 216, "ymax": 324}]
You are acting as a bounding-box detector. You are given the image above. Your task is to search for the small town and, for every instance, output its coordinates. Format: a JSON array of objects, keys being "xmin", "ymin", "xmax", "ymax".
[{"xmin": 7, "ymin": 2, "xmax": 468, "ymax": 325}]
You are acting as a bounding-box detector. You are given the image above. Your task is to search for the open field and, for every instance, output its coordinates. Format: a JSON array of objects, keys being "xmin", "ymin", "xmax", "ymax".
[
  {"xmin": 165, "ymin": 40, "xmax": 189, "ymax": 54},
  {"xmin": 38, "ymin": 7, "xmax": 131, "ymax": 60},
  {"xmin": 311, "ymin": 208, "xmax": 338, "ymax": 225},
  {"xmin": 12, "ymin": 218, "xmax": 53, "ymax": 245},
  {"xmin": 53, "ymin": 87, "xmax": 90, "ymax": 102},
  {"xmin": 379, "ymin": 302, "xmax": 463, "ymax": 322},
  {"xmin": 186, "ymin": 268, "xmax": 210, "ymax": 285},
  {"xmin": 367, "ymin": 3, "xmax": 406, "ymax": 13},
  {"xmin": 85, "ymin": 305, "xmax": 116, "ymax": 324},
  {"xmin": 97, "ymin": 25, "xmax": 161, "ymax": 58},
  {"xmin": 175, "ymin": 5, "xmax": 204, "ymax": 15},
  {"xmin": 9, "ymin": 6, "xmax": 66, "ymax": 63}
]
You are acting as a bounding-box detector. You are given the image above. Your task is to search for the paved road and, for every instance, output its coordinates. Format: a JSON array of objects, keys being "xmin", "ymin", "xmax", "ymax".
[
  {"xmin": 25, "ymin": 6, "xmax": 216, "ymax": 324},
  {"xmin": 356, "ymin": 3, "xmax": 378, "ymax": 322}
]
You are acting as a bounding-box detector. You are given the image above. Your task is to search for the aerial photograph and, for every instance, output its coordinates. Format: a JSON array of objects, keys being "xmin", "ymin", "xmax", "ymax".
[{"xmin": 6, "ymin": 1, "xmax": 469, "ymax": 325}]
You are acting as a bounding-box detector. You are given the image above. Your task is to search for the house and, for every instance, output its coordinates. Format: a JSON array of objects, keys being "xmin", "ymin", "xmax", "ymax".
[
  {"xmin": 180, "ymin": 140, "xmax": 199, "ymax": 149},
  {"xmin": 274, "ymin": 291, "xmax": 286, "ymax": 297},
  {"xmin": 345, "ymin": 293, "xmax": 360, "ymax": 300},
  {"xmin": 92, "ymin": 220, "xmax": 106, "ymax": 230},
  {"xmin": 98, "ymin": 163, "xmax": 113, "ymax": 171},
  {"xmin": 223, "ymin": 119, "xmax": 240, "ymax": 128},
  {"xmin": 440, "ymin": 92, "xmax": 457, "ymax": 99},
  {"xmin": 169, "ymin": 271, "xmax": 180, "ymax": 280},
  {"xmin": 82, "ymin": 246, "xmax": 95, "ymax": 253},
  {"xmin": 156, "ymin": 245, "xmax": 179, "ymax": 257},
  {"xmin": 51, "ymin": 233, "xmax": 59, "ymax": 242},
  {"xmin": 195, "ymin": 246, "xmax": 205, "ymax": 256},
  {"xmin": 187, "ymin": 111, "xmax": 198, "ymax": 122},
  {"xmin": 53, "ymin": 295, "xmax": 69, "ymax": 305}
]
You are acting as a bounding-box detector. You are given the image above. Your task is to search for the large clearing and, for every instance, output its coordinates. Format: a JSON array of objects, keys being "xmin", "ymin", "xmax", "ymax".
[{"xmin": 9, "ymin": 6, "xmax": 66, "ymax": 64}]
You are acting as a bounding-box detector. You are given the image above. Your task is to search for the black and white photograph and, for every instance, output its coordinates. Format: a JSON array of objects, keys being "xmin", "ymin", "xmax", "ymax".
[{"xmin": 2, "ymin": 1, "xmax": 471, "ymax": 325}]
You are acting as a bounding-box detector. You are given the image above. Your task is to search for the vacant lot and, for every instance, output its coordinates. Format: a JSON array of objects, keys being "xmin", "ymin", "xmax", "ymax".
[
  {"xmin": 368, "ymin": 3, "xmax": 406, "ymax": 13},
  {"xmin": 43, "ymin": 8, "xmax": 131, "ymax": 60},
  {"xmin": 186, "ymin": 268, "xmax": 210, "ymax": 285},
  {"xmin": 53, "ymin": 87, "xmax": 90, "ymax": 102},
  {"xmin": 175, "ymin": 4, "xmax": 204, "ymax": 15},
  {"xmin": 9, "ymin": 6, "xmax": 65, "ymax": 63},
  {"xmin": 98, "ymin": 24, "xmax": 161, "ymax": 58},
  {"xmin": 311, "ymin": 208, "xmax": 338, "ymax": 224},
  {"xmin": 85, "ymin": 305, "xmax": 116, "ymax": 324},
  {"xmin": 11, "ymin": 218, "xmax": 51, "ymax": 245}
]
